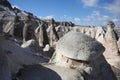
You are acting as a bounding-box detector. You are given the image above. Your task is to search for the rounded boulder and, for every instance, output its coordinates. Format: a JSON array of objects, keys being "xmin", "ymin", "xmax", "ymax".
[{"xmin": 56, "ymin": 31, "xmax": 105, "ymax": 61}]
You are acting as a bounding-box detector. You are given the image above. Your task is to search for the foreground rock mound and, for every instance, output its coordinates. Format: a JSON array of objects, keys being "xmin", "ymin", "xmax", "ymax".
[
  {"xmin": 0, "ymin": 36, "xmax": 48, "ymax": 79},
  {"xmin": 17, "ymin": 31, "xmax": 117, "ymax": 80},
  {"xmin": 55, "ymin": 31, "xmax": 104, "ymax": 61},
  {"xmin": 0, "ymin": 48, "xmax": 11, "ymax": 80}
]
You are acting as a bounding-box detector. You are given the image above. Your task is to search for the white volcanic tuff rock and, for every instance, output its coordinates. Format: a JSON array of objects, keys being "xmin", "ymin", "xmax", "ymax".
[
  {"xmin": 47, "ymin": 24, "xmax": 59, "ymax": 47},
  {"xmin": 117, "ymin": 38, "xmax": 120, "ymax": 51},
  {"xmin": 89, "ymin": 27, "xmax": 96, "ymax": 39},
  {"xmin": 43, "ymin": 44, "xmax": 50, "ymax": 51},
  {"xmin": 0, "ymin": 5, "xmax": 16, "ymax": 34},
  {"xmin": 102, "ymin": 38, "xmax": 120, "ymax": 69},
  {"xmin": 71, "ymin": 26, "xmax": 106, "ymax": 42},
  {"xmin": 55, "ymin": 25, "xmax": 69, "ymax": 38},
  {"xmin": 56, "ymin": 31, "xmax": 105, "ymax": 61},
  {"xmin": 103, "ymin": 21, "xmax": 120, "ymax": 70},
  {"xmin": 0, "ymin": 37, "xmax": 48, "ymax": 74},
  {"xmin": 21, "ymin": 39, "xmax": 42, "ymax": 53},
  {"xmin": 2, "ymin": 20, "xmax": 15, "ymax": 33},
  {"xmin": 71, "ymin": 26, "xmax": 97, "ymax": 39},
  {"xmin": 21, "ymin": 39, "xmax": 54, "ymax": 59},
  {"xmin": 0, "ymin": 5, "xmax": 15, "ymax": 24},
  {"xmin": 50, "ymin": 31, "xmax": 116, "ymax": 80},
  {"xmin": 95, "ymin": 27, "xmax": 105, "ymax": 43},
  {"xmin": 0, "ymin": 5, "xmax": 15, "ymax": 16},
  {"xmin": 17, "ymin": 12, "xmax": 29, "ymax": 20},
  {"xmin": 104, "ymin": 27, "xmax": 119, "ymax": 55},
  {"xmin": 0, "ymin": 48, "xmax": 11, "ymax": 80}
]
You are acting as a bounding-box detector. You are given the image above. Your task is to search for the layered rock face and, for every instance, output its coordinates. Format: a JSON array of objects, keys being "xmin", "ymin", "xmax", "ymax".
[
  {"xmin": 54, "ymin": 31, "xmax": 116, "ymax": 80},
  {"xmin": 0, "ymin": 48, "xmax": 11, "ymax": 80},
  {"xmin": 103, "ymin": 21, "xmax": 120, "ymax": 70},
  {"xmin": 0, "ymin": 0, "xmax": 120, "ymax": 80},
  {"xmin": 104, "ymin": 21, "xmax": 119, "ymax": 55},
  {"xmin": 16, "ymin": 31, "xmax": 117, "ymax": 80}
]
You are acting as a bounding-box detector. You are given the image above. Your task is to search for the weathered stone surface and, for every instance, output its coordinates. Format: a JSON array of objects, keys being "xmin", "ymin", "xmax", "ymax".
[
  {"xmin": 56, "ymin": 31, "xmax": 105, "ymax": 61},
  {"xmin": 0, "ymin": 0, "xmax": 12, "ymax": 9},
  {"xmin": 22, "ymin": 15, "xmax": 35, "ymax": 42},
  {"xmin": 16, "ymin": 64, "xmax": 84, "ymax": 80},
  {"xmin": 55, "ymin": 25, "xmax": 69, "ymax": 38},
  {"xmin": 104, "ymin": 21, "xmax": 119, "ymax": 55},
  {"xmin": 89, "ymin": 55, "xmax": 117, "ymax": 80},
  {"xmin": 117, "ymin": 38, "xmax": 120, "ymax": 52},
  {"xmin": 43, "ymin": 44, "xmax": 50, "ymax": 51},
  {"xmin": 47, "ymin": 24, "xmax": 59, "ymax": 47},
  {"xmin": 103, "ymin": 52, "xmax": 120, "ymax": 69},
  {"xmin": 0, "ymin": 48, "xmax": 11, "ymax": 80},
  {"xmin": 95, "ymin": 27, "xmax": 106, "ymax": 43},
  {"xmin": 37, "ymin": 21, "xmax": 44, "ymax": 47},
  {"xmin": 21, "ymin": 39, "xmax": 41, "ymax": 53},
  {"xmin": 103, "ymin": 21, "xmax": 120, "ymax": 70},
  {"xmin": 71, "ymin": 26, "xmax": 97, "ymax": 39},
  {"xmin": 0, "ymin": 37, "xmax": 48, "ymax": 74},
  {"xmin": 16, "ymin": 31, "xmax": 116, "ymax": 80},
  {"xmin": 0, "ymin": 1, "xmax": 119, "ymax": 79}
]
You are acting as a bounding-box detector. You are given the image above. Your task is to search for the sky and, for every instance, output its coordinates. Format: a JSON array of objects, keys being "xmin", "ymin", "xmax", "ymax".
[{"xmin": 9, "ymin": 0, "xmax": 120, "ymax": 27}]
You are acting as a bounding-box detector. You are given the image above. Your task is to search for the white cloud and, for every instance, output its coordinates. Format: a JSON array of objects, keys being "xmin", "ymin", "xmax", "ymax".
[
  {"xmin": 74, "ymin": 18, "xmax": 81, "ymax": 22},
  {"xmin": 63, "ymin": 15, "xmax": 67, "ymax": 18},
  {"xmin": 98, "ymin": 15, "xmax": 109, "ymax": 21},
  {"xmin": 81, "ymin": 0, "xmax": 99, "ymax": 7},
  {"xmin": 74, "ymin": 18, "xmax": 81, "ymax": 24},
  {"xmin": 82, "ymin": 11, "xmax": 111, "ymax": 25},
  {"xmin": 45, "ymin": 15, "xmax": 54, "ymax": 19},
  {"xmin": 104, "ymin": 0, "xmax": 120, "ymax": 16},
  {"xmin": 112, "ymin": 18, "xmax": 120, "ymax": 27},
  {"xmin": 92, "ymin": 11, "xmax": 100, "ymax": 16},
  {"xmin": 39, "ymin": 15, "xmax": 54, "ymax": 19},
  {"xmin": 112, "ymin": 18, "xmax": 119, "ymax": 22},
  {"xmin": 12, "ymin": 5, "xmax": 19, "ymax": 8},
  {"xmin": 63, "ymin": 15, "xmax": 72, "ymax": 19},
  {"xmin": 104, "ymin": 0, "xmax": 120, "ymax": 27},
  {"xmin": 59, "ymin": 15, "xmax": 81, "ymax": 24}
]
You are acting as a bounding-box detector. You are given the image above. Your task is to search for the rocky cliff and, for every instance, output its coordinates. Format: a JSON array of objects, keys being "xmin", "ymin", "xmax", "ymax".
[{"xmin": 0, "ymin": 0, "xmax": 120, "ymax": 80}]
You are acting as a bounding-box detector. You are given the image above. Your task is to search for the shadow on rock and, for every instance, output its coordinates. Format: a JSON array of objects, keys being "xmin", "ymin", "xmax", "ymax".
[{"xmin": 16, "ymin": 64, "xmax": 62, "ymax": 80}]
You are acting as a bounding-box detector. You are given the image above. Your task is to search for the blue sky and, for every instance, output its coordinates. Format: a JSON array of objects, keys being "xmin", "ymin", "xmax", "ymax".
[{"xmin": 9, "ymin": 0, "xmax": 120, "ymax": 26}]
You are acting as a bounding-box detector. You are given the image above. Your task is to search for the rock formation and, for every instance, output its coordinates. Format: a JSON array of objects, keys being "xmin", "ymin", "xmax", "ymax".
[
  {"xmin": 0, "ymin": 37, "xmax": 48, "ymax": 76},
  {"xmin": 21, "ymin": 39, "xmax": 42, "ymax": 54},
  {"xmin": 104, "ymin": 21, "xmax": 119, "ymax": 55},
  {"xmin": 103, "ymin": 21, "xmax": 120, "ymax": 70},
  {"xmin": 0, "ymin": 0, "xmax": 120, "ymax": 79},
  {"xmin": 0, "ymin": 48, "xmax": 11, "ymax": 80},
  {"xmin": 49, "ymin": 31, "xmax": 116, "ymax": 80},
  {"xmin": 95, "ymin": 27, "xmax": 106, "ymax": 43}
]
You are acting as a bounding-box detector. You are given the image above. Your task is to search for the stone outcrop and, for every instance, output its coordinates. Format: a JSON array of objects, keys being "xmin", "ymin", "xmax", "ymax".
[
  {"xmin": 0, "ymin": 37, "xmax": 48, "ymax": 78},
  {"xmin": 104, "ymin": 21, "xmax": 119, "ymax": 55},
  {"xmin": 102, "ymin": 21, "xmax": 120, "ymax": 70},
  {"xmin": 95, "ymin": 27, "xmax": 106, "ymax": 43},
  {"xmin": 49, "ymin": 31, "xmax": 116, "ymax": 80},
  {"xmin": 55, "ymin": 31, "xmax": 104, "ymax": 61},
  {"xmin": 0, "ymin": 48, "xmax": 11, "ymax": 80},
  {"xmin": 0, "ymin": 0, "xmax": 12, "ymax": 9},
  {"xmin": 21, "ymin": 39, "xmax": 42, "ymax": 54},
  {"xmin": 117, "ymin": 38, "xmax": 120, "ymax": 51},
  {"xmin": 0, "ymin": 1, "xmax": 119, "ymax": 79}
]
